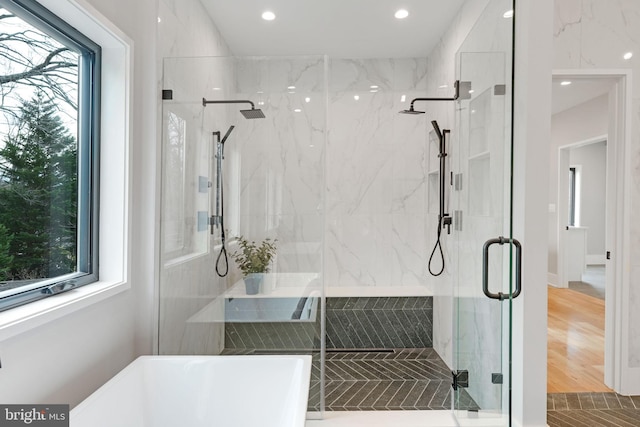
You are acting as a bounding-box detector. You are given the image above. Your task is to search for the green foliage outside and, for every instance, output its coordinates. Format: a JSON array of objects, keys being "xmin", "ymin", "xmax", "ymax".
[
  {"xmin": 0, "ymin": 224, "xmax": 13, "ymax": 281},
  {"xmin": 0, "ymin": 92, "xmax": 78, "ymax": 281}
]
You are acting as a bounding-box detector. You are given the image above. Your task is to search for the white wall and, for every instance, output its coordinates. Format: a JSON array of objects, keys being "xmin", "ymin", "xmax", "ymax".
[
  {"xmin": 0, "ymin": 0, "xmax": 157, "ymax": 406},
  {"xmin": 512, "ymin": 0, "xmax": 553, "ymax": 424},
  {"xmin": 554, "ymin": 0, "xmax": 640, "ymax": 392},
  {"xmin": 570, "ymin": 141, "xmax": 607, "ymax": 256},
  {"xmin": 548, "ymin": 94, "xmax": 608, "ymax": 274}
]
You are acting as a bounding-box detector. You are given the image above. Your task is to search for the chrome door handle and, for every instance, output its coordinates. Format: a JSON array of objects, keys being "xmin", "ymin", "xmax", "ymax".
[{"xmin": 482, "ymin": 237, "xmax": 522, "ymax": 300}]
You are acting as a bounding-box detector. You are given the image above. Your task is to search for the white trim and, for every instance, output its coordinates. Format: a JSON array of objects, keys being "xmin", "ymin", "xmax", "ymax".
[
  {"xmin": 0, "ymin": 0, "xmax": 134, "ymax": 343},
  {"xmin": 0, "ymin": 280, "xmax": 129, "ymax": 342},
  {"xmin": 547, "ymin": 272, "xmax": 559, "ymax": 287},
  {"xmin": 586, "ymin": 255, "xmax": 606, "ymax": 265},
  {"xmin": 552, "ymin": 69, "xmax": 634, "ymax": 394}
]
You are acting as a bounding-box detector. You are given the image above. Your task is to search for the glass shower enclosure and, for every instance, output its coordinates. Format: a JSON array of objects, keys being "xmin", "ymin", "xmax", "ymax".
[
  {"xmin": 156, "ymin": 0, "xmax": 517, "ymax": 422},
  {"xmin": 451, "ymin": 0, "xmax": 517, "ymax": 425},
  {"xmin": 157, "ymin": 56, "xmax": 327, "ymax": 415}
]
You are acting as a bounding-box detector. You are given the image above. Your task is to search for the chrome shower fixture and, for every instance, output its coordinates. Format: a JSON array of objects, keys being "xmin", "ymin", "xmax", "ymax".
[
  {"xmin": 202, "ymin": 98, "xmax": 266, "ymax": 119},
  {"xmin": 399, "ymin": 80, "xmax": 469, "ymax": 114}
]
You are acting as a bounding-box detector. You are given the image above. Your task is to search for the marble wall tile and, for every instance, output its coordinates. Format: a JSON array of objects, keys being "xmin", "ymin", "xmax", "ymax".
[
  {"xmin": 553, "ymin": 0, "xmax": 583, "ymax": 68},
  {"xmin": 580, "ymin": 0, "xmax": 640, "ymax": 70}
]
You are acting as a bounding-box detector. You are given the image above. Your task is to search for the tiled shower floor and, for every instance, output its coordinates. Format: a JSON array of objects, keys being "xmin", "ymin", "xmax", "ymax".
[
  {"xmin": 323, "ymin": 348, "xmax": 478, "ymax": 411},
  {"xmin": 224, "ymin": 348, "xmax": 478, "ymax": 411}
]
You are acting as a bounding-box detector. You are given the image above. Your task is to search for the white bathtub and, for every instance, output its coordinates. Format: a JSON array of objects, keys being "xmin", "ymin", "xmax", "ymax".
[{"xmin": 71, "ymin": 355, "xmax": 312, "ymax": 427}]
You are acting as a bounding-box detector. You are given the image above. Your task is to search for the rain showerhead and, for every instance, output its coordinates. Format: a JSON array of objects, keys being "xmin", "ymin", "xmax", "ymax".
[
  {"xmin": 399, "ymin": 106, "xmax": 426, "ymax": 115},
  {"xmin": 240, "ymin": 108, "xmax": 266, "ymax": 119},
  {"xmin": 202, "ymin": 98, "xmax": 266, "ymax": 119}
]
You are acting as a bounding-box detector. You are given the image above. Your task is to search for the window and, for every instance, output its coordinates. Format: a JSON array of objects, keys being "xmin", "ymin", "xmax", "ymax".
[
  {"xmin": 0, "ymin": 0, "xmax": 100, "ymax": 310},
  {"xmin": 568, "ymin": 166, "xmax": 581, "ymax": 227}
]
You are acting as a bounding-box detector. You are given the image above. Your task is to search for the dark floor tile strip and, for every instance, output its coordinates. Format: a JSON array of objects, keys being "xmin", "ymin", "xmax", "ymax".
[
  {"xmin": 585, "ymin": 410, "xmax": 636, "ymax": 427},
  {"xmin": 547, "ymin": 411, "xmax": 594, "ymax": 427},
  {"xmin": 617, "ymin": 395, "xmax": 637, "ymax": 409},
  {"xmin": 606, "ymin": 410, "xmax": 640, "ymax": 426},
  {"xmin": 578, "ymin": 393, "xmax": 595, "ymax": 410}
]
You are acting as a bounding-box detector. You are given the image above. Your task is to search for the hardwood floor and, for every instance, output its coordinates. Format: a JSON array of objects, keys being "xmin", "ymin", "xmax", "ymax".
[{"xmin": 548, "ymin": 286, "xmax": 611, "ymax": 393}]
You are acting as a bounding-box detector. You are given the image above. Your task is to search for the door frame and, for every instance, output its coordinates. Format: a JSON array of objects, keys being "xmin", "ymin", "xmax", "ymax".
[
  {"xmin": 556, "ymin": 134, "xmax": 607, "ymax": 289},
  {"xmin": 552, "ymin": 69, "xmax": 632, "ymax": 393}
]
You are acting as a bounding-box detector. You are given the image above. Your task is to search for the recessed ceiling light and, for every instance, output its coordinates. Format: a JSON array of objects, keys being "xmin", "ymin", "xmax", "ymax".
[
  {"xmin": 305, "ymin": 97, "xmax": 311, "ymax": 103},
  {"xmin": 560, "ymin": 81, "xmax": 572, "ymax": 86},
  {"xmin": 294, "ymin": 108, "xmax": 302, "ymax": 113},
  {"xmin": 624, "ymin": 52, "xmax": 633, "ymax": 60},
  {"xmin": 213, "ymin": 87, "xmax": 221, "ymax": 91},
  {"xmin": 370, "ymin": 89, "xmax": 378, "ymax": 93},
  {"xmin": 354, "ymin": 95, "xmax": 360, "ymax": 101},
  {"xmin": 503, "ymin": 10, "xmax": 514, "ymax": 18},
  {"xmin": 395, "ymin": 9, "xmax": 409, "ymax": 19},
  {"xmin": 262, "ymin": 11, "xmax": 276, "ymax": 21},
  {"xmin": 370, "ymin": 85, "xmax": 379, "ymax": 89}
]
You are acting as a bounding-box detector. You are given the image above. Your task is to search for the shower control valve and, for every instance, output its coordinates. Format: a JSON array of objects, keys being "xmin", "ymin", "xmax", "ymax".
[{"xmin": 441, "ymin": 214, "xmax": 452, "ymax": 234}]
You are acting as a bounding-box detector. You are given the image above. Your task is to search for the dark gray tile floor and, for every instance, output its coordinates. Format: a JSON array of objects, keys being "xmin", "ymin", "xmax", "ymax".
[
  {"xmin": 547, "ymin": 393, "xmax": 640, "ymax": 427},
  {"xmin": 324, "ymin": 349, "xmax": 479, "ymax": 411}
]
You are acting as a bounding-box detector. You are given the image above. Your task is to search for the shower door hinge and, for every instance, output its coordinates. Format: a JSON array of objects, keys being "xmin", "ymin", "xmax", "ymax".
[
  {"xmin": 162, "ymin": 89, "xmax": 173, "ymax": 100},
  {"xmin": 606, "ymin": 251, "xmax": 611, "ymax": 260},
  {"xmin": 494, "ymin": 84, "xmax": 506, "ymax": 96},
  {"xmin": 452, "ymin": 370, "xmax": 469, "ymax": 391},
  {"xmin": 492, "ymin": 373, "xmax": 503, "ymax": 384}
]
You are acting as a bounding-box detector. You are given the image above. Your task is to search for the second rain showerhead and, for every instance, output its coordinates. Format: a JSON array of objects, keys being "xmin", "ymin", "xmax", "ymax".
[
  {"xmin": 399, "ymin": 106, "xmax": 426, "ymax": 115},
  {"xmin": 202, "ymin": 98, "xmax": 266, "ymax": 119},
  {"xmin": 240, "ymin": 108, "xmax": 266, "ymax": 119}
]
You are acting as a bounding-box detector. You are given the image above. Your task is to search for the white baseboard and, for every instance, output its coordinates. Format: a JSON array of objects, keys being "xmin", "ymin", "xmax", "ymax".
[
  {"xmin": 547, "ymin": 272, "xmax": 558, "ymax": 287},
  {"xmin": 586, "ymin": 254, "xmax": 606, "ymax": 265},
  {"xmin": 620, "ymin": 367, "xmax": 640, "ymax": 395}
]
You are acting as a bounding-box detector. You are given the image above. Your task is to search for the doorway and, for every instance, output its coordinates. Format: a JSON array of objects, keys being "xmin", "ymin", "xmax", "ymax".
[{"xmin": 547, "ymin": 73, "xmax": 624, "ymax": 395}]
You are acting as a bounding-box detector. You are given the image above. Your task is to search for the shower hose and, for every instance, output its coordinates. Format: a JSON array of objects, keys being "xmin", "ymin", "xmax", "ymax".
[
  {"xmin": 428, "ymin": 217, "xmax": 445, "ymax": 276},
  {"xmin": 215, "ymin": 173, "xmax": 229, "ymax": 277}
]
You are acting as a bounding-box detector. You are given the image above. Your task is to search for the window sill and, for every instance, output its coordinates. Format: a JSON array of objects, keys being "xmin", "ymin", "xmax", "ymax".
[{"xmin": 0, "ymin": 280, "xmax": 130, "ymax": 342}]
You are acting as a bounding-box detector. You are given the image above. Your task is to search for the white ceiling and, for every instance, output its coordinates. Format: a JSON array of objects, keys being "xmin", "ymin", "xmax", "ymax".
[
  {"xmin": 200, "ymin": 0, "xmax": 467, "ymax": 58},
  {"xmin": 551, "ymin": 78, "xmax": 615, "ymax": 115}
]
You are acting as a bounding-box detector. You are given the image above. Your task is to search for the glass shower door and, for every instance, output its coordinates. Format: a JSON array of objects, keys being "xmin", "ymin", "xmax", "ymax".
[
  {"xmin": 158, "ymin": 55, "xmax": 327, "ymax": 417},
  {"xmin": 452, "ymin": 0, "xmax": 516, "ymax": 425}
]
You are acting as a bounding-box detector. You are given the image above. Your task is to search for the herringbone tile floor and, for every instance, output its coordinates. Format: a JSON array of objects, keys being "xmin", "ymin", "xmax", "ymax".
[{"xmin": 547, "ymin": 393, "xmax": 640, "ymax": 427}]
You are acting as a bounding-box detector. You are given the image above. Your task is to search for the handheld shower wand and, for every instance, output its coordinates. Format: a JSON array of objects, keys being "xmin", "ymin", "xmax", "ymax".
[
  {"xmin": 212, "ymin": 125, "xmax": 235, "ymax": 277},
  {"xmin": 428, "ymin": 120, "xmax": 451, "ymax": 277}
]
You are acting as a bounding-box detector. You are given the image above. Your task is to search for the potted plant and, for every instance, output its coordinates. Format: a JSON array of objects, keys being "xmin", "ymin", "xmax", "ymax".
[{"xmin": 231, "ymin": 236, "xmax": 277, "ymax": 295}]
